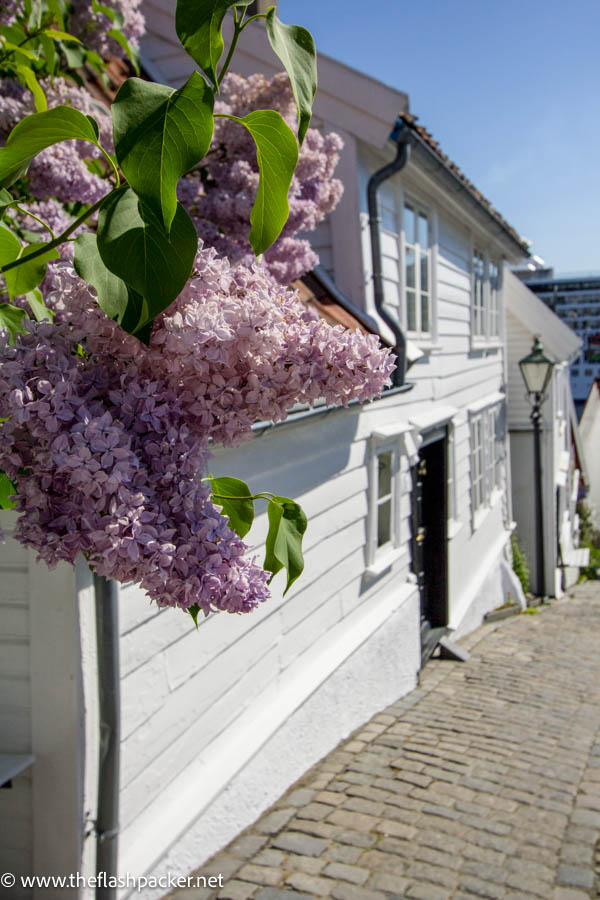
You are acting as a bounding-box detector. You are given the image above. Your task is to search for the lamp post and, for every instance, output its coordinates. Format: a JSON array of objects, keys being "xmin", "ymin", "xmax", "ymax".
[{"xmin": 518, "ymin": 336, "xmax": 555, "ymax": 599}]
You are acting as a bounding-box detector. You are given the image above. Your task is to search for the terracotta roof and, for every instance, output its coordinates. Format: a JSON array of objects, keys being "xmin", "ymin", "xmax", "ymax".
[
  {"xmin": 294, "ymin": 269, "xmax": 377, "ymax": 336},
  {"xmin": 400, "ymin": 113, "xmax": 529, "ymax": 254}
]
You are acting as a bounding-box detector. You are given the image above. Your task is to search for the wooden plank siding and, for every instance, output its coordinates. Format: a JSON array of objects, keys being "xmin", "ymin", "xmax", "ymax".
[{"xmin": 0, "ymin": 513, "xmax": 32, "ymax": 890}]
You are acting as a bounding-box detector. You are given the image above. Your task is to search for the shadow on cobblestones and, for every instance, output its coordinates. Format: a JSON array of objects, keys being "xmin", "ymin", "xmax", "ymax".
[{"xmin": 166, "ymin": 581, "xmax": 600, "ymax": 900}]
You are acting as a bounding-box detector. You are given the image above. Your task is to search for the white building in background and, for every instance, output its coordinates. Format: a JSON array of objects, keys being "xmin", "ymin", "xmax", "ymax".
[
  {"xmin": 504, "ymin": 270, "xmax": 588, "ymax": 596},
  {"xmin": 1, "ymin": 11, "xmax": 533, "ymax": 897},
  {"xmin": 579, "ymin": 379, "xmax": 600, "ymax": 529},
  {"xmin": 515, "ymin": 265, "xmax": 600, "ymax": 417}
]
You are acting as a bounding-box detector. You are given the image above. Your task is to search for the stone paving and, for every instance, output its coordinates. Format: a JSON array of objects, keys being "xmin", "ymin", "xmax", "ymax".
[{"xmin": 167, "ymin": 581, "xmax": 600, "ymax": 900}]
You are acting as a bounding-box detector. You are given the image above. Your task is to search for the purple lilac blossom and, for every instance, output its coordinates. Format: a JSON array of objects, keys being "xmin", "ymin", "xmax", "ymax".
[
  {"xmin": 0, "ymin": 77, "xmax": 113, "ymax": 206},
  {"xmin": 68, "ymin": 0, "xmax": 145, "ymax": 60},
  {"xmin": 0, "ymin": 0, "xmax": 20, "ymax": 26},
  {"xmin": 179, "ymin": 73, "xmax": 344, "ymax": 285},
  {"xmin": 0, "ymin": 254, "xmax": 394, "ymax": 614}
]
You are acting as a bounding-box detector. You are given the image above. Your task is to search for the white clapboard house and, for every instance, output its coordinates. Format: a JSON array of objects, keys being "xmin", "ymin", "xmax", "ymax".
[
  {"xmin": 504, "ymin": 269, "xmax": 589, "ymax": 595},
  {"xmin": 1, "ymin": 9, "xmax": 533, "ymax": 898}
]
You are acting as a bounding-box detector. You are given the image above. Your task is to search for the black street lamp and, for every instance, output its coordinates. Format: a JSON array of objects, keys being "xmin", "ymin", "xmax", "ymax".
[{"xmin": 518, "ymin": 336, "xmax": 555, "ymax": 599}]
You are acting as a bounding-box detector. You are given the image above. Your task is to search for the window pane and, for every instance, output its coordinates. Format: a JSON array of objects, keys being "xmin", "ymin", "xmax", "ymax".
[
  {"xmin": 381, "ymin": 206, "xmax": 398, "ymax": 233},
  {"xmin": 382, "ymin": 255, "xmax": 400, "ymax": 282},
  {"xmin": 489, "ymin": 260, "xmax": 499, "ymax": 289},
  {"xmin": 418, "ymin": 213, "xmax": 429, "ymax": 249},
  {"xmin": 404, "ymin": 204, "xmax": 415, "ymax": 244},
  {"xmin": 407, "ymin": 290, "xmax": 417, "ymax": 331},
  {"xmin": 405, "ymin": 246, "xmax": 415, "ymax": 288},
  {"xmin": 381, "ymin": 230, "xmax": 400, "ymax": 259},
  {"xmin": 421, "ymin": 293, "xmax": 430, "ymax": 333},
  {"xmin": 473, "ymin": 251, "xmax": 484, "ymax": 278},
  {"xmin": 378, "ymin": 452, "xmax": 392, "ymax": 499},
  {"xmin": 420, "ymin": 252, "xmax": 429, "ymax": 292},
  {"xmin": 377, "ymin": 499, "xmax": 392, "ymax": 547},
  {"xmin": 383, "ymin": 278, "xmax": 401, "ymax": 310}
]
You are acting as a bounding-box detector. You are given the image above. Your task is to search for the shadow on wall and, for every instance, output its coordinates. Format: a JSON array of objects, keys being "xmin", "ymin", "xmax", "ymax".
[{"xmin": 210, "ymin": 405, "xmax": 361, "ymax": 498}]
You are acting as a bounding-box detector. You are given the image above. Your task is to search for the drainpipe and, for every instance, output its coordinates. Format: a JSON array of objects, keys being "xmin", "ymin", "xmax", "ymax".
[
  {"xmin": 367, "ymin": 118, "xmax": 413, "ymax": 387},
  {"xmin": 93, "ymin": 573, "xmax": 120, "ymax": 898}
]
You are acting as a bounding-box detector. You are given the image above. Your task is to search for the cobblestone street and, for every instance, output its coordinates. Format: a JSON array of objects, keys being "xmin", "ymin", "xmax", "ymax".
[{"xmin": 168, "ymin": 581, "xmax": 600, "ymax": 900}]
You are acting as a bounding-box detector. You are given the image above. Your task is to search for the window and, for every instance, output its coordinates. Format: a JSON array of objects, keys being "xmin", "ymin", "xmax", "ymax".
[
  {"xmin": 471, "ymin": 249, "xmax": 502, "ymax": 343},
  {"xmin": 470, "ymin": 401, "xmax": 504, "ymax": 520},
  {"xmin": 403, "ymin": 202, "xmax": 431, "ymax": 337},
  {"xmin": 472, "ymin": 250, "xmax": 485, "ymax": 339},
  {"xmin": 489, "ymin": 260, "xmax": 500, "ymax": 338},
  {"xmin": 376, "ymin": 450, "xmax": 393, "ymax": 549},
  {"xmin": 367, "ymin": 442, "xmax": 400, "ymax": 570},
  {"xmin": 367, "ymin": 425, "xmax": 422, "ymax": 573},
  {"xmin": 362, "ymin": 176, "xmax": 435, "ymax": 343},
  {"xmin": 470, "ymin": 415, "xmax": 485, "ymax": 513}
]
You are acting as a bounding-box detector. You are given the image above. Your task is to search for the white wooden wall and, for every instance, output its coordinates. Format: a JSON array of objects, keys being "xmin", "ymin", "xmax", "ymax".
[{"xmin": 0, "ymin": 514, "xmax": 32, "ymax": 895}]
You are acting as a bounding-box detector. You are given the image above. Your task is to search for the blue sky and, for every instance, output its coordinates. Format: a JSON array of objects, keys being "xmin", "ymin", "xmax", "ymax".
[{"xmin": 279, "ymin": 0, "xmax": 599, "ymax": 274}]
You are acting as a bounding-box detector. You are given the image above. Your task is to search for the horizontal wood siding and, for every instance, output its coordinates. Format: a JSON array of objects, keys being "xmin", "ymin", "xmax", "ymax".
[
  {"xmin": 506, "ymin": 308, "xmax": 534, "ymax": 427},
  {"xmin": 0, "ymin": 513, "xmax": 32, "ymax": 885}
]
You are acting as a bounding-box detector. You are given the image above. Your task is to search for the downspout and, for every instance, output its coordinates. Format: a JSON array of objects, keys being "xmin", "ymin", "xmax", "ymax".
[
  {"xmin": 367, "ymin": 118, "xmax": 413, "ymax": 387},
  {"xmin": 94, "ymin": 573, "xmax": 120, "ymax": 898}
]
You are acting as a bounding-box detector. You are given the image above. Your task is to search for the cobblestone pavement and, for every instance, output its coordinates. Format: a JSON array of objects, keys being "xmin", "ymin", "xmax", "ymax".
[{"xmin": 168, "ymin": 582, "xmax": 600, "ymax": 900}]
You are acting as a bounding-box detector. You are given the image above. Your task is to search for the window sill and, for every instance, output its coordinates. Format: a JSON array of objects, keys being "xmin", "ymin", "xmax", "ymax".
[
  {"xmin": 470, "ymin": 339, "xmax": 502, "ymax": 353},
  {"xmin": 406, "ymin": 331, "xmax": 443, "ymax": 353},
  {"xmin": 447, "ymin": 519, "xmax": 463, "ymax": 541},
  {"xmin": 366, "ymin": 546, "xmax": 406, "ymax": 577}
]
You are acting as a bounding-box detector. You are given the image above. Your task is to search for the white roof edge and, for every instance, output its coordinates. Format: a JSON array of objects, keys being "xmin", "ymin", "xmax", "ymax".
[{"xmin": 504, "ymin": 269, "xmax": 582, "ymax": 363}]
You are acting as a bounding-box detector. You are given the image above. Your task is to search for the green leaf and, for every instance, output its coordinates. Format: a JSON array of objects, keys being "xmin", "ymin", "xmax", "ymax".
[
  {"xmin": 60, "ymin": 41, "xmax": 87, "ymax": 69},
  {"xmin": 187, "ymin": 604, "xmax": 201, "ymax": 628},
  {"xmin": 112, "ymin": 73, "xmax": 214, "ymax": 232},
  {"xmin": 39, "ymin": 34, "xmax": 57, "ymax": 75},
  {"xmin": 107, "ymin": 28, "xmax": 140, "ymax": 73},
  {"xmin": 0, "ymin": 105, "xmax": 101, "ymax": 188},
  {"xmin": 91, "ymin": 0, "xmax": 125, "ymax": 28},
  {"xmin": 74, "ymin": 231, "xmax": 133, "ymax": 323},
  {"xmin": 0, "ymin": 224, "xmax": 21, "ymax": 267},
  {"xmin": 16, "ymin": 64, "xmax": 47, "ymax": 112},
  {"xmin": 0, "ymin": 304, "xmax": 27, "ymax": 343},
  {"xmin": 264, "ymin": 496, "xmax": 307, "ymax": 595},
  {"xmin": 41, "ymin": 28, "xmax": 82, "ymax": 42},
  {"xmin": 0, "ymin": 472, "xmax": 17, "ymax": 510},
  {"xmin": 25, "ymin": 288, "xmax": 53, "ymax": 322},
  {"xmin": 0, "ymin": 40, "xmax": 37, "ymax": 61},
  {"xmin": 4, "ymin": 242, "xmax": 60, "ymax": 298},
  {"xmin": 46, "ymin": 0, "xmax": 66, "ymax": 30},
  {"xmin": 0, "ymin": 189, "xmax": 14, "ymax": 219},
  {"xmin": 175, "ymin": 0, "xmax": 253, "ymax": 86},
  {"xmin": 97, "ymin": 186, "xmax": 197, "ymax": 328},
  {"xmin": 222, "ymin": 110, "xmax": 298, "ymax": 256},
  {"xmin": 25, "ymin": 0, "xmax": 43, "ymax": 31},
  {"xmin": 208, "ymin": 476, "xmax": 255, "ymax": 538},
  {"xmin": 265, "ymin": 9, "xmax": 316, "ymax": 145}
]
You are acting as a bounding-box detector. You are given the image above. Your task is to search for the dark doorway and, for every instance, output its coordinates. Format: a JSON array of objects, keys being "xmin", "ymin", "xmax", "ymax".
[{"xmin": 411, "ymin": 428, "xmax": 448, "ymax": 666}]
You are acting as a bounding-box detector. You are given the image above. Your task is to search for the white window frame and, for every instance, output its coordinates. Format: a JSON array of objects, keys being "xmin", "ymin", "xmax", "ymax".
[
  {"xmin": 401, "ymin": 197, "xmax": 435, "ymax": 341},
  {"xmin": 471, "ymin": 246, "xmax": 503, "ymax": 346},
  {"xmin": 469, "ymin": 397, "xmax": 505, "ymax": 528},
  {"xmin": 367, "ymin": 425, "xmax": 420, "ymax": 575},
  {"xmin": 360, "ymin": 164, "xmax": 438, "ymax": 347}
]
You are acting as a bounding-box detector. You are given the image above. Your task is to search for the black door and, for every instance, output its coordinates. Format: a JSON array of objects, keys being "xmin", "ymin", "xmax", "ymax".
[{"xmin": 411, "ymin": 429, "xmax": 448, "ymax": 665}]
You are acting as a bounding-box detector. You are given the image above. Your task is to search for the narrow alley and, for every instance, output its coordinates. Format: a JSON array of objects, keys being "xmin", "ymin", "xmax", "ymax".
[{"xmin": 169, "ymin": 582, "xmax": 600, "ymax": 900}]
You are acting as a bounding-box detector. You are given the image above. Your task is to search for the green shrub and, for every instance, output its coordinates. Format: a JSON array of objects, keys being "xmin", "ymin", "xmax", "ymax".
[
  {"xmin": 511, "ymin": 532, "xmax": 530, "ymax": 594},
  {"xmin": 577, "ymin": 501, "xmax": 600, "ymax": 580}
]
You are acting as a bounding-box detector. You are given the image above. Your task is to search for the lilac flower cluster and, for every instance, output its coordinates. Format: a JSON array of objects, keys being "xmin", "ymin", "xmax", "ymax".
[
  {"xmin": 0, "ymin": 0, "xmax": 20, "ymax": 26},
  {"xmin": 1, "ymin": 254, "xmax": 394, "ymax": 613},
  {"xmin": 179, "ymin": 73, "xmax": 344, "ymax": 285},
  {"xmin": 68, "ymin": 0, "xmax": 145, "ymax": 60},
  {"xmin": 0, "ymin": 78, "xmax": 113, "ymax": 206}
]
